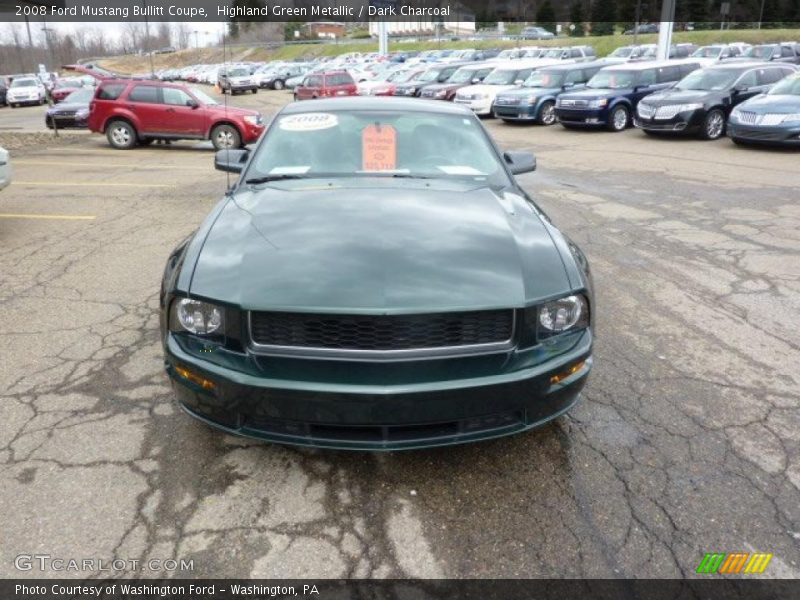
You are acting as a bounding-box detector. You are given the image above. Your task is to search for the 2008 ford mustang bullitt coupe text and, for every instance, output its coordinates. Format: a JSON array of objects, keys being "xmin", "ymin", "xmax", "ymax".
[{"xmin": 159, "ymin": 97, "xmax": 594, "ymax": 450}]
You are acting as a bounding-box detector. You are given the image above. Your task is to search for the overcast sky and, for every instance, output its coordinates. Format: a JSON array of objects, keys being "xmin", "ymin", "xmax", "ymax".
[{"xmin": 30, "ymin": 21, "xmax": 226, "ymax": 46}]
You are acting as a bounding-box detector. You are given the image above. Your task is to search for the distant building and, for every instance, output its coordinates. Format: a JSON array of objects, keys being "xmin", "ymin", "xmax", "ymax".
[{"xmin": 306, "ymin": 22, "xmax": 347, "ymax": 39}]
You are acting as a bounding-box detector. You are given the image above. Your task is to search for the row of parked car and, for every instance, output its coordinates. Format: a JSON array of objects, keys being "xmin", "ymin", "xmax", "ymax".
[{"xmin": 285, "ymin": 50, "xmax": 800, "ymax": 146}]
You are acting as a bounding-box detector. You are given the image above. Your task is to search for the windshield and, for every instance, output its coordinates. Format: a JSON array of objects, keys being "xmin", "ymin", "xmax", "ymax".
[
  {"xmin": 676, "ymin": 68, "xmax": 740, "ymax": 91},
  {"xmin": 587, "ymin": 71, "xmax": 635, "ymax": 89},
  {"xmin": 247, "ymin": 111, "xmax": 509, "ymax": 187},
  {"xmin": 609, "ymin": 47, "xmax": 633, "ymax": 58},
  {"xmin": 497, "ymin": 49, "xmax": 517, "ymax": 59},
  {"xmin": 483, "ymin": 69, "xmax": 521, "ymax": 85},
  {"xmin": 11, "ymin": 78, "xmax": 37, "ymax": 87},
  {"xmin": 544, "ymin": 49, "xmax": 564, "ymax": 58},
  {"xmin": 692, "ymin": 46, "xmax": 723, "ymax": 58},
  {"xmin": 523, "ymin": 70, "xmax": 565, "ymax": 88},
  {"xmin": 396, "ymin": 70, "xmax": 422, "ymax": 83},
  {"xmin": 64, "ymin": 88, "xmax": 94, "ymax": 103},
  {"xmin": 769, "ymin": 75, "xmax": 800, "ymax": 95},
  {"xmin": 416, "ymin": 69, "xmax": 440, "ymax": 82},
  {"xmin": 446, "ymin": 67, "xmax": 478, "ymax": 84},
  {"xmin": 227, "ymin": 68, "xmax": 249, "ymax": 77},
  {"xmin": 744, "ymin": 45, "xmax": 775, "ymax": 59},
  {"xmin": 190, "ymin": 87, "xmax": 219, "ymax": 105}
]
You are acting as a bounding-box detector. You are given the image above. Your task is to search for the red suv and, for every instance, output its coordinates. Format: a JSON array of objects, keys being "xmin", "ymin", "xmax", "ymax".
[
  {"xmin": 293, "ymin": 70, "xmax": 357, "ymax": 101},
  {"xmin": 87, "ymin": 80, "xmax": 265, "ymax": 150}
]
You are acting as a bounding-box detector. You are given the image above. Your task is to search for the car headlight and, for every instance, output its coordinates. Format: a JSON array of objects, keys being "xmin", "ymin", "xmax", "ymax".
[
  {"xmin": 173, "ymin": 298, "xmax": 224, "ymax": 335},
  {"xmin": 588, "ymin": 99, "xmax": 608, "ymax": 108},
  {"xmin": 524, "ymin": 95, "xmax": 538, "ymax": 104},
  {"xmin": 244, "ymin": 114, "xmax": 262, "ymax": 126},
  {"xmin": 538, "ymin": 294, "xmax": 589, "ymax": 337},
  {"xmin": 678, "ymin": 102, "xmax": 703, "ymax": 112},
  {"xmin": 782, "ymin": 113, "xmax": 800, "ymax": 123},
  {"xmin": 75, "ymin": 108, "xmax": 90, "ymax": 118},
  {"xmin": 434, "ymin": 90, "xmax": 447, "ymax": 98}
]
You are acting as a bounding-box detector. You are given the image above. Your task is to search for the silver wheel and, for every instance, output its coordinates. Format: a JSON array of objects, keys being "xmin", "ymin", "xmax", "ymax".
[
  {"xmin": 539, "ymin": 101, "xmax": 556, "ymax": 125},
  {"xmin": 611, "ymin": 106, "xmax": 628, "ymax": 131},
  {"xmin": 704, "ymin": 110, "xmax": 725, "ymax": 140},
  {"xmin": 211, "ymin": 124, "xmax": 241, "ymax": 150},
  {"xmin": 107, "ymin": 121, "xmax": 136, "ymax": 149},
  {"xmin": 273, "ymin": 79, "xmax": 284, "ymax": 90}
]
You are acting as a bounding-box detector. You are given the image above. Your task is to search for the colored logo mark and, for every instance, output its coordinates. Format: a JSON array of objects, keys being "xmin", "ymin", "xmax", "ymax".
[{"xmin": 696, "ymin": 552, "xmax": 773, "ymax": 574}]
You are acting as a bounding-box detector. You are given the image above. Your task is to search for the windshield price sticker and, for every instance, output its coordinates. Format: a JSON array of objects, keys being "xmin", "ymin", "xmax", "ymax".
[
  {"xmin": 362, "ymin": 124, "xmax": 397, "ymax": 171},
  {"xmin": 279, "ymin": 113, "xmax": 338, "ymax": 132}
]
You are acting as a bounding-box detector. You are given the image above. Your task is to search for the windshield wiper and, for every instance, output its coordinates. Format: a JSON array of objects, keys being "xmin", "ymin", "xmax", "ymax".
[
  {"xmin": 390, "ymin": 173, "xmax": 436, "ymax": 179},
  {"xmin": 245, "ymin": 174, "xmax": 306, "ymax": 185}
]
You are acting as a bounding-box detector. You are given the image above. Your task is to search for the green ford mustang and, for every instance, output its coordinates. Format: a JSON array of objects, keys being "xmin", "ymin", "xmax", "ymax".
[{"xmin": 159, "ymin": 97, "xmax": 593, "ymax": 450}]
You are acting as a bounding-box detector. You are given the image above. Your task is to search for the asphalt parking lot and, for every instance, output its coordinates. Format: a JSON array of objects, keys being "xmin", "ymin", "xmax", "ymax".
[{"xmin": 1, "ymin": 92, "xmax": 799, "ymax": 579}]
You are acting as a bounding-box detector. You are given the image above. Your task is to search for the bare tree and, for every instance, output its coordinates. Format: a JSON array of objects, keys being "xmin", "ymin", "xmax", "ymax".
[
  {"xmin": 6, "ymin": 23, "xmax": 26, "ymax": 71},
  {"xmin": 173, "ymin": 23, "xmax": 191, "ymax": 50}
]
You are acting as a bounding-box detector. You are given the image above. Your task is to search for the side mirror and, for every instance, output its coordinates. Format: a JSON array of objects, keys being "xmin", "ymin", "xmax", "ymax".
[
  {"xmin": 186, "ymin": 99, "xmax": 198, "ymax": 108},
  {"xmin": 504, "ymin": 151, "xmax": 536, "ymax": 175},
  {"xmin": 562, "ymin": 82, "xmax": 575, "ymax": 89},
  {"xmin": 734, "ymin": 84, "xmax": 749, "ymax": 93},
  {"xmin": 214, "ymin": 148, "xmax": 249, "ymax": 174},
  {"xmin": 471, "ymin": 77, "xmax": 480, "ymax": 84},
  {"xmin": 514, "ymin": 79, "xmax": 524, "ymax": 86}
]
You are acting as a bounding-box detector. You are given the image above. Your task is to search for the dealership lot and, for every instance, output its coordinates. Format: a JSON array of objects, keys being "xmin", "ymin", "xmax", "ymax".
[{"xmin": 1, "ymin": 94, "xmax": 799, "ymax": 578}]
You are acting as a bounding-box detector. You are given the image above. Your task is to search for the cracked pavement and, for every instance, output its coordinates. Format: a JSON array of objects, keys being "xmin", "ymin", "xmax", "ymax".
[{"xmin": 1, "ymin": 93, "xmax": 799, "ymax": 579}]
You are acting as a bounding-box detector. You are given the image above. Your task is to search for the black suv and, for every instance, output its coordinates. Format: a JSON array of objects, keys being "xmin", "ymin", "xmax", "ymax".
[
  {"xmin": 635, "ymin": 62, "xmax": 798, "ymax": 139},
  {"xmin": 556, "ymin": 60, "xmax": 701, "ymax": 131}
]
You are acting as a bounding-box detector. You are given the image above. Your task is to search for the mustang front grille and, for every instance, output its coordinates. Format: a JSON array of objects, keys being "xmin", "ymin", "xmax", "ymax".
[{"xmin": 249, "ymin": 310, "xmax": 515, "ymax": 358}]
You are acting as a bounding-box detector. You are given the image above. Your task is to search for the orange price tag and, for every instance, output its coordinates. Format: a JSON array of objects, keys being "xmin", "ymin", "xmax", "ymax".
[{"xmin": 362, "ymin": 124, "xmax": 397, "ymax": 171}]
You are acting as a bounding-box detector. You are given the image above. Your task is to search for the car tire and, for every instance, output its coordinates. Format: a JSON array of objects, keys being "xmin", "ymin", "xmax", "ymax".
[
  {"xmin": 106, "ymin": 120, "xmax": 138, "ymax": 150},
  {"xmin": 252, "ymin": 88, "xmax": 257, "ymax": 94},
  {"xmin": 211, "ymin": 123, "xmax": 242, "ymax": 150},
  {"xmin": 701, "ymin": 108, "xmax": 725, "ymax": 140},
  {"xmin": 537, "ymin": 100, "xmax": 557, "ymax": 126},
  {"xmin": 608, "ymin": 105, "xmax": 629, "ymax": 132},
  {"xmin": 10, "ymin": 103, "xmax": 16, "ymax": 108},
  {"xmin": 273, "ymin": 79, "xmax": 285, "ymax": 90}
]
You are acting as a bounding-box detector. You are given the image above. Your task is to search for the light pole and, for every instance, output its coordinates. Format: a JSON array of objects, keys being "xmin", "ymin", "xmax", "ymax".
[
  {"xmin": 41, "ymin": 23, "xmax": 55, "ymax": 69},
  {"xmin": 758, "ymin": 0, "xmax": 766, "ymax": 28},
  {"xmin": 193, "ymin": 30, "xmax": 199, "ymax": 49}
]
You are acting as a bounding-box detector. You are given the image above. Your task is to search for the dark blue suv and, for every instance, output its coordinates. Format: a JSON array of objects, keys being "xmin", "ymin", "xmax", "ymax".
[
  {"xmin": 493, "ymin": 61, "xmax": 607, "ymax": 125},
  {"xmin": 555, "ymin": 60, "xmax": 701, "ymax": 131}
]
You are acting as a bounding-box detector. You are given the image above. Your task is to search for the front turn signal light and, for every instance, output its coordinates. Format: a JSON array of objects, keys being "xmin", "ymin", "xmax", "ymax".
[
  {"xmin": 549, "ymin": 360, "xmax": 586, "ymax": 385},
  {"xmin": 174, "ymin": 365, "xmax": 216, "ymax": 391}
]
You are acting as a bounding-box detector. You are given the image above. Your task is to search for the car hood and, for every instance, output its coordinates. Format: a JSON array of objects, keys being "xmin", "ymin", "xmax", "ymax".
[
  {"xmin": 423, "ymin": 82, "xmax": 467, "ymax": 92},
  {"xmin": 643, "ymin": 89, "xmax": 715, "ymax": 104},
  {"xmin": 498, "ymin": 86, "xmax": 561, "ymax": 98},
  {"xmin": 227, "ymin": 76, "xmax": 252, "ymax": 83},
  {"xmin": 48, "ymin": 100, "xmax": 89, "ymax": 112},
  {"xmin": 190, "ymin": 183, "xmax": 572, "ymax": 311},
  {"xmin": 8, "ymin": 86, "xmax": 40, "ymax": 94},
  {"xmin": 738, "ymin": 93, "xmax": 800, "ymax": 112},
  {"xmin": 560, "ymin": 88, "xmax": 624, "ymax": 100}
]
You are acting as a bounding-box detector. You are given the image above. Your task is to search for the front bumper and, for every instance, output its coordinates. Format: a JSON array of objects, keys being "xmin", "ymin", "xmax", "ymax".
[
  {"xmin": 634, "ymin": 109, "xmax": 705, "ymax": 134},
  {"xmin": 727, "ymin": 122, "xmax": 800, "ymax": 146},
  {"xmin": 454, "ymin": 97, "xmax": 493, "ymax": 115},
  {"xmin": 8, "ymin": 95, "xmax": 40, "ymax": 105},
  {"xmin": 494, "ymin": 102, "xmax": 539, "ymax": 121},
  {"xmin": 165, "ymin": 330, "xmax": 593, "ymax": 450},
  {"xmin": 555, "ymin": 107, "xmax": 608, "ymax": 127},
  {"xmin": 240, "ymin": 122, "xmax": 266, "ymax": 144}
]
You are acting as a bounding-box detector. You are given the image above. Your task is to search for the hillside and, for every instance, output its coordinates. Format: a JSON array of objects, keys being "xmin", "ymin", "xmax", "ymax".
[{"xmin": 98, "ymin": 28, "xmax": 800, "ymax": 74}]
